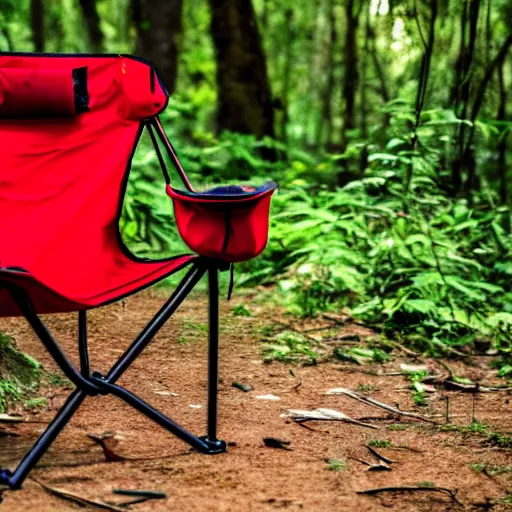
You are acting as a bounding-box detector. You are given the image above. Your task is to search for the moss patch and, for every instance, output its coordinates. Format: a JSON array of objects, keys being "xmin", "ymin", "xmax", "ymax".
[{"xmin": 0, "ymin": 333, "xmax": 40, "ymax": 412}]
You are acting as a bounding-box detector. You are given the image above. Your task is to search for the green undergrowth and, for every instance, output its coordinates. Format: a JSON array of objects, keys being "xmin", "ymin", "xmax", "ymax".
[
  {"xmin": 119, "ymin": 106, "xmax": 512, "ymax": 373},
  {"xmin": 0, "ymin": 333, "xmax": 41, "ymax": 412},
  {"xmin": 439, "ymin": 420, "xmax": 512, "ymax": 449}
]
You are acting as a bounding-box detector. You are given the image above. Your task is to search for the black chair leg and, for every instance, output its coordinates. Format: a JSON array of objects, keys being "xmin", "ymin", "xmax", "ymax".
[
  {"xmin": 0, "ymin": 389, "xmax": 86, "ymax": 490},
  {"xmin": 201, "ymin": 266, "xmax": 225, "ymax": 452},
  {"xmin": 0, "ymin": 261, "xmax": 227, "ymax": 492}
]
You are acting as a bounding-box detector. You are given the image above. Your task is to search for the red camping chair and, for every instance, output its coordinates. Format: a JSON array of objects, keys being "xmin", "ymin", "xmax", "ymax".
[{"xmin": 0, "ymin": 53, "xmax": 276, "ymax": 491}]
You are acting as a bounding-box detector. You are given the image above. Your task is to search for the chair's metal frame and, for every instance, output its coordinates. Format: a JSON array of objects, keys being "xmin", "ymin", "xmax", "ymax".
[
  {"xmin": 0, "ymin": 117, "xmax": 230, "ymax": 490},
  {"xmin": 0, "ymin": 261, "xmax": 226, "ymax": 490}
]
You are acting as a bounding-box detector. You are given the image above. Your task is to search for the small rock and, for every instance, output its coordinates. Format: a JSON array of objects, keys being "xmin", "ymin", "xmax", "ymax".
[
  {"xmin": 232, "ymin": 381, "xmax": 253, "ymax": 392},
  {"xmin": 255, "ymin": 394, "xmax": 281, "ymax": 401}
]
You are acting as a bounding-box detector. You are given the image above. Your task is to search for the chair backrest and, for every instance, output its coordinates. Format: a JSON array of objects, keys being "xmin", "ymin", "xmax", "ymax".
[{"xmin": 0, "ymin": 54, "xmax": 168, "ymax": 280}]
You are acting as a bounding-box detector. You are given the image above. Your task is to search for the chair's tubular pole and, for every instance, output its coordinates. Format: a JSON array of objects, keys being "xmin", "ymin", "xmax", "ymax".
[
  {"xmin": 78, "ymin": 310, "xmax": 90, "ymax": 377},
  {"xmin": 5, "ymin": 286, "xmax": 102, "ymax": 395},
  {"xmin": 146, "ymin": 122, "xmax": 170, "ymax": 184},
  {"xmin": 90, "ymin": 379, "xmax": 213, "ymax": 453},
  {"xmin": 0, "ymin": 260, "xmax": 227, "ymax": 491},
  {"xmin": 106, "ymin": 262, "xmax": 206, "ymax": 384},
  {"xmin": 207, "ymin": 265, "xmax": 219, "ymax": 442},
  {"xmin": 1, "ymin": 389, "xmax": 86, "ymax": 489},
  {"xmin": 151, "ymin": 117, "xmax": 195, "ymax": 192}
]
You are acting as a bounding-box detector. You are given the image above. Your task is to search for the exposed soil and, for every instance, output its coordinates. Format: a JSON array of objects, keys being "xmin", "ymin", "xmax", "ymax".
[{"xmin": 0, "ymin": 288, "xmax": 511, "ymax": 511}]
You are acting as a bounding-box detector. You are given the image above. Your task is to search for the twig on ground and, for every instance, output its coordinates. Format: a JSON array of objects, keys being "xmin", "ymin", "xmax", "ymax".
[
  {"xmin": 433, "ymin": 360, "xmax": 454, "ymax": 380},
  {"xmin": 366, "ymin": 445, "xmax": 394, "ymax": 464},
  {"xmin": 348, "ymin": 456, "xmax": 372, "ymax": 466},
  {"xmin": 113, "ymin": 489, "xmax": 167, "ymax": 499},
  {"xmin": 325, "ymin": 387, "xmax": 439, "ymax": 424},
  {"xmin": 291, "ymin": 378, "xmax": 302, "ymax": 391},
  {"xmin": 0, "ymin": 414, "xmax": 23, "ymax": 423},
  {"xmin": 31, "ymin": 478, "xmax": 125, "ymax": 512},
  {"xmin": 384, "ymin": 340, "xmax": 424, "ymax": 360},
  {"xmin": 356, "ymin": 485, "xmax": 463, "ymax": 505},
  {"xmin": 443, "ymin": 381, "xmax": 512, "ymax": 393},
  {"xmin": 284, "ymin": 408, "xmax": 378, "ymax": 429},
  {"xmin": 389, "ymin": 445, "xmax": 424, "ymax": 454}
]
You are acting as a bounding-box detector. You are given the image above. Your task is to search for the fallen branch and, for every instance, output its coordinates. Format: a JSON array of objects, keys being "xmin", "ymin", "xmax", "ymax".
[
  {"xmin": 284, "ymin": 408, "xmax": 378, "ymax": 429},
  {"xmin": 443, "ymin": 381, "xmax": 512, "ymax": 393},
  {"xmin": 348, "ymin": 456, "xmax": 372, "ymax": 466},
  {"xmin": 325, "ymin": 387, "xmax": 438, "ymax": 424},
  {"xmin": 356, "ymin": 485, "xmax": 462, "ymax": 505},
  {"xmin": 31, "ymin": 478, "xmax": 125, "ymax": 512},
  {"xmin": 366, "ymin": 445, "xmax": 394, "ymax": 464},
  {"xmin": 113, "ymin": 488, "xmax": 167, "ymax": 499},
  {"xmin": 0, "ymin": 414, "xmax": 23, "ymax": 423}
]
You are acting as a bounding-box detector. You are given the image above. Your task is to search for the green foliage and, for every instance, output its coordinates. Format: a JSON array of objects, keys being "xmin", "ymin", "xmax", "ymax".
[
  {"xmin": 23, "ymin": 397, "xmax": 48, "ymax": 410},
  {"xmin": 486, "ymin": 431, "xmax": 512, "ymax": 449},
  {"xmin": 325, "ymin": 458, "xmax": 347, "ymax": 471},
  {"xmin": 470, "ymin": 462, "xmax": 512, "ymax": 475},
  {"xmin": 262, "ymin": 330, "xmax": 320, "ymax": 364},
  {"xmin": 368, "ymin": 439, "xmax": 392, "ymax": 448},
  {"xmin": 239, "ymin": 107, "xmax": 512, "ymax": 365},
  {"xmin": 232, "ymin": 305, "xmax": 252, "ymax": 317}
]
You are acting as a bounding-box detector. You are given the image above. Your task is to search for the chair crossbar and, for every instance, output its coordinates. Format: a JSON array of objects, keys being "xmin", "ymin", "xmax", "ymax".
[{"xmin": 0, "ymin": 261, "xmax": 226, "ymax": 491}]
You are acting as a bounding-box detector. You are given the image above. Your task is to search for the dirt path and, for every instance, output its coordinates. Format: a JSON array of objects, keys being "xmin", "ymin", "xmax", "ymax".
[{"xmin": 0, "ymin": 289, "xmax": 511, "ymax": 511}]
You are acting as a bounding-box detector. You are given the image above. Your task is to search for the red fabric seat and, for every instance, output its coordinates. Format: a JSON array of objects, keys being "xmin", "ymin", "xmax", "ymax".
[{"xmin": 0, "ymin": 54, "xmax": 196, "ymax": 317}]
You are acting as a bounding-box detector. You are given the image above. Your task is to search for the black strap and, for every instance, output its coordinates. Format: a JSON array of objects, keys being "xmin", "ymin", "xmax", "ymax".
[{"xmin": 146, "ymin": 122, "xmax": 170, "ymax": 184}]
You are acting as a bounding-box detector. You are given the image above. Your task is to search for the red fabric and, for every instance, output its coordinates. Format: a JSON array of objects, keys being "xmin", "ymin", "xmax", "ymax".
[
  {"xmin": 0, "ymin": 54, "xmax": 195, "ymax": 317},
  {"xmin": 0, "ymin": 68, "xmax": 77, "ymax": 117},
  {"xmin": 167, "ymin": 186, "xmax": 275, "ymax": 263}
]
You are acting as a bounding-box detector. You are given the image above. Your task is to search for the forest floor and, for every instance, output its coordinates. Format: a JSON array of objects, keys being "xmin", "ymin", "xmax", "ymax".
[{"xmin": 0, "ymin": 288, "xmax": 511, "ymax": 511}]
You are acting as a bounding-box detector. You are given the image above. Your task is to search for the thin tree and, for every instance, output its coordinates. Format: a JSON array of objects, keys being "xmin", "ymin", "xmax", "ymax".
[
  {"xmin": 462, "ymin": 33, "xmax": 512, "ymax": 196},
  {"xmin": 341, "ymin": 0, "xmax": 363, "ymax": 149},
  {"xmin": 208, "ymin": 0, "xmax": 275, "ymax": 138},
  {"xmin": 280, "ymin": 9, "xmax": 295, "ymax": 142},
  {"xmin": 132, "ymin": 0, "xmax": 184, "ymax": 94},
  {"xmin": 497, "ymin": 58, "xmax": 507, "ymax": 207},
  {"xmin": 79, "ymin": 0, "xmax": 104, "ymax": 52},
  {"xmin": 317, "ymin": 0, "xmax": 336, "ymax": 148},
  {"xmin": 31, "ymin": 0, "xmax": 44, "ymax": 52}
]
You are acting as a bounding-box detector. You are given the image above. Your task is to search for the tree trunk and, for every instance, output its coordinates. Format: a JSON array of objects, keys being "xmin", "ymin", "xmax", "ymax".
[
  {"xmin": 79, "ymin": 0, "xmax": 104, "ymax": 52},
  {"xmin": 317, "ymin": 0, "xmax": 336, "ymax": 148},
  {"xmin": 133, "ymin": 0, "xmax": 184, "ymax": 94},
  {"xmin": 497, "ymin": 58, "xmax": 507, "ymax": 206},
  {"xmin": 31, "ymin": 0, "xmax": 44, "ymax": 53},
  {"xmin": 359, "ymin": 2, "xmax": 371, "ymax": 173},
  {"xmin": 451, "ymin": 0, "xmax": 481, "ymax": 194},
  {"xmin": 0, "ymin": 24, "xmax": 14, "ymax": 52},
  {"xmin": 208, "ymin": 0, "xmax": 275, "ymax": 138},
  {"xmin": 306, "ymin": 0, "xmax": 321, "ymax": 146},
  {"xmin": 342, "ymin": 0, "xmax": 360, "ymax": 147},
  {"xmin": 463, "ymin": 33, "xmax": 512, "ymax": 196},
  {"xmin": 280, "ymin": 9, "xmax": 294, "ymax": 142},
  {"xmin": 404, "ymin": 0, "xmax": 437, "ymax": 195}
]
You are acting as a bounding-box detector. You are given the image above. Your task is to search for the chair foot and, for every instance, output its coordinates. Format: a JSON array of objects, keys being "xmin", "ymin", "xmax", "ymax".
[
  {"xmin": 200, "ymin": 437, "xmax": 227, "ymax": 454},
  {"xmin": 0, "ymin": 469, "xmax": 14, "ymax": 489}
]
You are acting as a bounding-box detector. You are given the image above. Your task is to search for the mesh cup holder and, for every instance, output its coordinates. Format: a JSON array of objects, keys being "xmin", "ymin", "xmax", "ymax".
[{"xmin": 167, "ymin": 182, "xmax": 277, "ymax": 263}]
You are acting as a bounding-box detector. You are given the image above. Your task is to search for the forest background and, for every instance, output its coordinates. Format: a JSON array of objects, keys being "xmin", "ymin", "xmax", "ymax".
[{"xmin": 0, "ymin": 0, "xmax": 511, "ymax": 405}]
